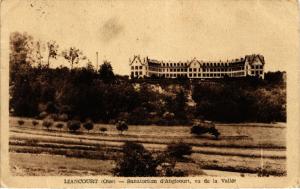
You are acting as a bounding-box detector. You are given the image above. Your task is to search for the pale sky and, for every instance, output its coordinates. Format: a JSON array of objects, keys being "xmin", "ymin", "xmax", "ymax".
[{"xmin": 2, "ymin": 0, "xmax": 299, "ymax": 74}]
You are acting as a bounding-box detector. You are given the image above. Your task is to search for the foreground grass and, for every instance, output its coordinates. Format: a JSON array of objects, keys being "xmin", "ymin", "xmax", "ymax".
[{"xmin": 9, "ymin": 117, "xmax": 286, "ymax": 176}]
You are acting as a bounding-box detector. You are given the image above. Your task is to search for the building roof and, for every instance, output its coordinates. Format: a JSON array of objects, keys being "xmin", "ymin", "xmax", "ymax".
[{"xmin": 245, "ymin": 54, "xmax": 265, "ymax": 65}]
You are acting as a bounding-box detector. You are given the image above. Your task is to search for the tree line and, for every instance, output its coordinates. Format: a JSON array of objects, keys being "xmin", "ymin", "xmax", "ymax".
[{"xmin": 9, "ymin": 31, "xmax": 286, "ymax": 124}]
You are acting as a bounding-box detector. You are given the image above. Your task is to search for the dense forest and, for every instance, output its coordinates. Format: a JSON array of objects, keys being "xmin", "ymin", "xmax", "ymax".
[{"xmin": 9, "ymin": 32, "xmax": 286, "ymax": 124}]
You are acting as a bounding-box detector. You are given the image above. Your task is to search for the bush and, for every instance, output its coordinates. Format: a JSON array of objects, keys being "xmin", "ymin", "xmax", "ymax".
[
  {"xmin": 191, "ymin": 125, "xmax": 208, "ymax": 135},
  {"xmin": 18, "ymin": 120, "xmax": 25, "ymax": 126},
  {"xmin": 167, "ymin": 142, "xmax": 192, "ymax": 159},
  {"xmin": 191, "ymin": 122, "xmax": 220, "ymax": 139},
  {"xmin": 32, "ymin": 120, "xmax": 39, "ymax": 126},
  {"xmin": 67, "ymin": 120, "xmax": 81, "ymax": 133},
  {"xmin": 83, "ymin": 119, "xmax": 94, "ymax": 132},
  {"xmin": 209, "ymin": 127, "xmax": 220, "ymax": 139},
  {"xmin": 42, "ymin": 119, "xmax": 53, "ymax": 130},
  {"xmin": 55, "ymin": 122, "xmax": 64, "ymax": 130},
  {"xmin": 39, "ymin": 111, "xmax": 48, "ymax": 119},
  {"xmin": 113, "ymin": 141, "xmax": 158, "ymax": 176},
  {"xmin": 100, "ymin": 127, "xmax": 107, "ymax": 134},
  {"xmin": 116, "ymin": 120, "xmax": 128, "ymax": 134}
]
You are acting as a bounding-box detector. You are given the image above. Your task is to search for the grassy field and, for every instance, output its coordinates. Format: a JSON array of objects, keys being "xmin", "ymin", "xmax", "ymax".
[{"xmin": 9, "ymin": 117, "xmax": 286, "ymax": 176}]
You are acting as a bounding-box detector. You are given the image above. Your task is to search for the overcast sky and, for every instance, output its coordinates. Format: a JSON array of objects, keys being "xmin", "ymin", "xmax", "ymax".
[{"xmin": 2, "ymin": 0, "xmax": 299, "ymax": 74}]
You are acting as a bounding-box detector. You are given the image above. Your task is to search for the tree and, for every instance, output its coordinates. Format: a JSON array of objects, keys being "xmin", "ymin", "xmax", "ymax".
[
  {"xmin": 100, "ymin": 127, "xmax": 107, "ymax": 134},
  {"xmin": 55, "ymin": 122, "xmax": 64, "ymax": 131},
  {"xmin": 46, "ymin": 40, "xmax": 59, "ymax": 67},
  {"xmin": 18, "ymin": 120, "xmax": 25, "ymax": 126},
  {"xmin": 67, "ymin": 120, "xmax": 81, "ymax": 133},
  {"xmin": 113, "ymin": 141, "xmax": 158, "ymax": 176},
  {"xmin": 62, "ymin": 47, "xmax": 86, "ymax": 69},
  {"xmin": 32, "ymin": 120, "xmax": 39, "ymax": 126},
  {"xmin": 167, "ymin": 142, "xmax": 192, "ymax": 159},
  {"xmin": 42, "ymin": 118, "xmax": 53, "ymax": 130},
  {"xmin": 116, "ymin": 120, "xmax": 128, "ymax": 134},
  {"xmin": 83, "ymin": 119, "xmax": 94, "ymax": 133},
  {"xmin": 99, "ymin": 60, "xmax": 115, "ymax": 83},
  {"xmin": 173, "ymin": 89, "xmax": 188, "ymax": 120}
]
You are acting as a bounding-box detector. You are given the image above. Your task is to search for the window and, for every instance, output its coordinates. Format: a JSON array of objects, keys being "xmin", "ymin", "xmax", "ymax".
[
  {"xmin": 198, "ymin": 73, "xmax": 201, "ymax": 77},
  {"xmin": 193, "ymin": 73, "xmax": 196, "ymax": 77},
  {"xmin": 139, "ymin": 66, "xmax": 142, "ymax": 69},
  {"xmin": 251, "ymin": 71, "xmax": 254, "ymax": 74},
  {"xmin": 131, "ymin": 66, "xmax": 134, "ymax": 70},
  {"xmin": 193, "ymin": 68, "xmax": 197, "ymax": 72},
  {"xmin": 203, "ymin": 68, "xmax": 206, "ymax": 72},
  {"xmin": 135, "ymin": 66, "xmax": 138, "ymax": 69},
  {"xmin": 139, "ymin": 71, "xmax": 142, "ymax": 75},
  {"xmin": 167, "ymin": 63, "xmax": 169, "ymax": 66},
  {"xmin": 189, "ymin": 68, "xmax": 192, "ymax": 72},
  {"xmin": 170, "ymin": 63, "xmax": 173, "ymax": 66},
  {"xmin": 189, "ymin": 73, "xmax": 192, "ymax": 77},
  {"xmin": 135, "ymin": 71, "xmax": 138, "ymax": 75}
]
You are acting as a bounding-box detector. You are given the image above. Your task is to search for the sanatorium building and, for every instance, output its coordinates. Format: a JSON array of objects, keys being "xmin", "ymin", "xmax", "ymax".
[{"xmin": 130, "ymin": 54, "xmax": 265, "ymax": 79}]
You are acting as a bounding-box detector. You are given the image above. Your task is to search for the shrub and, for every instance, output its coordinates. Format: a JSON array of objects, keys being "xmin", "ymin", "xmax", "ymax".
[
  {"xmin": 67, "ymin": 120, "xmax": 81, "ymax": 133},
  {"xmin": 100, "ymin": 127, "xmax": 107, "ymax": 134},
  {"xmin": 55, "ymin": 122, "xmax": 64, "ymax": 130},
  {"xmin": 18, "ymin": 120, "xmax": 25, "ymax": 126},
  {"xmin": 116, "ymin": 120, "xmax": 128, "ymax": 134},
  {"xmin": 39, "ymin": 111, "xmax": 48, "ymax": 119},
  {"xmin": 113, "ymin": 141, "xmax": 158, "ymax": 176},
  {"xmin": 191, "ymin": 122, "xmax": 220, "ymax": 139},
  {"xmin": 167, "ymin": 142, "xmax": 192, "ymax": 159},
  {"xmin": 32, "ymin": 120, "xmax": 39, "ymax": 126},
  {"xmin": 83, "ymin": 119, "xmax": 94, "ymax": 133},
  {"xmin": 42, "ymin": 119, "xmax": 53, "ymax": 130},
  {"xmin": 191, "ymin": 125, "xmax": 208, "ymax": 135},
  {"xmin": 209, "ymin": 127, "xmax": 220, "ymax": 139}
]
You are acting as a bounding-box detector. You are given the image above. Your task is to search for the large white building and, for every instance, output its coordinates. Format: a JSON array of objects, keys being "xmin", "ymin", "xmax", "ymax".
[{"xmin": 129, "ymin": 54, "xmax": 265, "ymax": 79}]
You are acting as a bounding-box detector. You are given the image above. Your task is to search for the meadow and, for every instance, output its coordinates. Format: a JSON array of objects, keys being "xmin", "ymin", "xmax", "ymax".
[{"xmin": 9, "ymin": 117, "xmax": 286, "ymax": 176}]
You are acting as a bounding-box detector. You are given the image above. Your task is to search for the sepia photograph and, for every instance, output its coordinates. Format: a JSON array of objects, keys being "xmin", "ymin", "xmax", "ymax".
[{"xmin": 1, "ymin": 0, "xmax": 300, "ymax": 187}]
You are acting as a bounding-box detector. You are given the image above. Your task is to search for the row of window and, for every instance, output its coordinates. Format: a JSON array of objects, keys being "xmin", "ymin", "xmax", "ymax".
[
  {"xmin": 161, "ymin": 67, "xmax": 245, "ymax": 72},
  {"xmin": 131, "ymin": 71, "xmax": 142, "ymax": 76},
  {"xmin": 132, "ymin": 64, "xmax": 262, "ymax": 70},
  {"xmin": 132, "ymin": 65, "xmax": 263, "ymax": 74},
  {"xmin": 161, "ymin": 60, "xmax": 245, "ymax": 67},
  {"xmin": 251, "ymin": 71, "xmax": 263, "ymax": 75},
  {"xmin": 163, "ymin": 73, "xmax": 242, "ymax": 78},
  {"xmin": 251, "ymin": 65, "xmax": 263, "ymax": 69},
  {"xmin": 131, "ymin": 66, "xmax": 143, "ymax": 70}
]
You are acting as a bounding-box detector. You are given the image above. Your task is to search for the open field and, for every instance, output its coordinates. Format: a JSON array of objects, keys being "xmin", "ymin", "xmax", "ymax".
[{"xmin": 9, "ymin": 117, "xmax": 286, "ymax": 176}]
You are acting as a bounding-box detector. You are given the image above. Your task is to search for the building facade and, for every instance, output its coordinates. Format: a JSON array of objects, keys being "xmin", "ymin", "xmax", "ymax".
[{"xmin": 129, "ymin": 54, "xmax": 265, "ymax": 79}]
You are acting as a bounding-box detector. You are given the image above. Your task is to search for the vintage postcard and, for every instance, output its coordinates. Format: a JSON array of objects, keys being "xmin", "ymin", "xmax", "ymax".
[{"xmin": 1, "ymin": 0, "xmax": 300, "ymax": 188}]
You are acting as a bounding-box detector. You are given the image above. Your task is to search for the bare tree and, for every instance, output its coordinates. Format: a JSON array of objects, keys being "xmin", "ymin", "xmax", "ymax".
[
  {"xmin": 46, "ymin": 40, "xmax": 59, "ymax": 67},
  {"xmin": 62, "ymin": 47, "xmax": 86, "ymax": 69}
]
